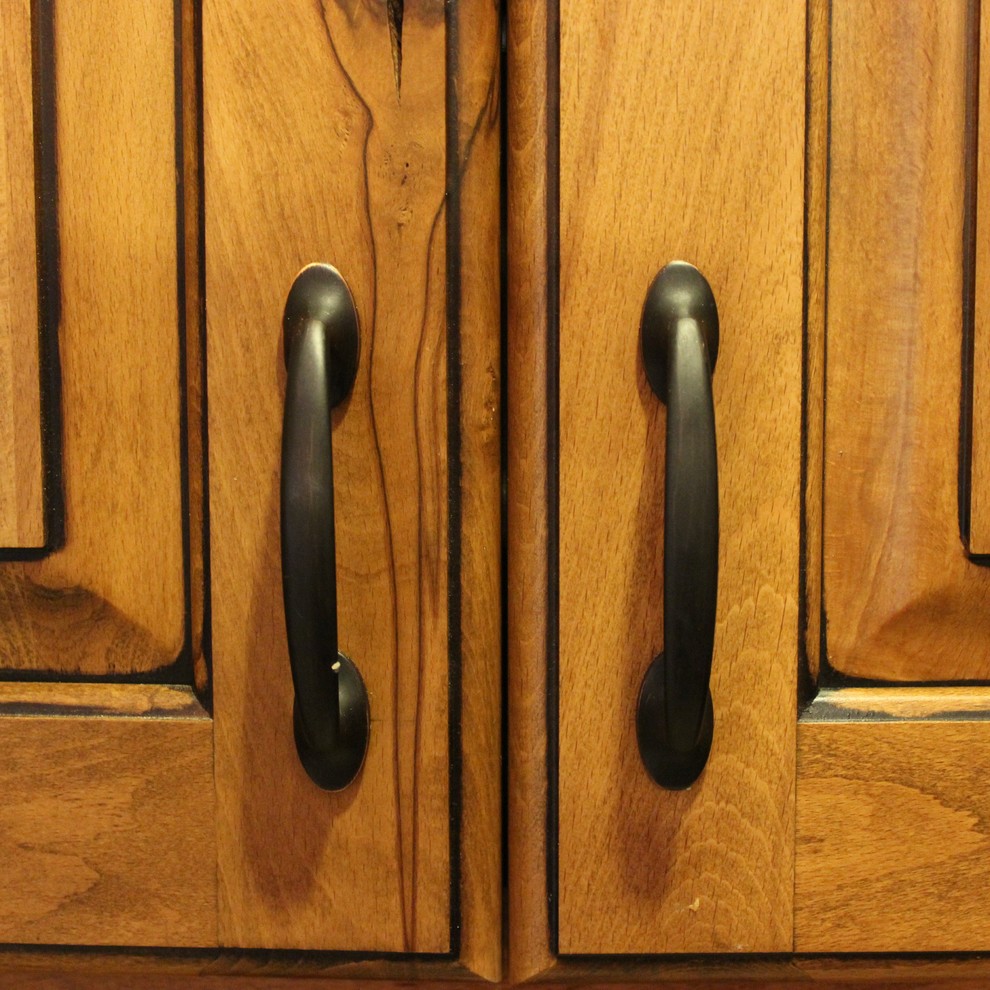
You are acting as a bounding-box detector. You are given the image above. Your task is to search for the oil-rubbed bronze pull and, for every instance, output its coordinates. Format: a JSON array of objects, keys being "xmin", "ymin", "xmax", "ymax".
[
  {"xmin": 281, "ymin": 264, "xmax": 369, "ymax": 790},
  {"xmin": 636, "ymin": 261, "xmax": 719, "ymax": 790}
]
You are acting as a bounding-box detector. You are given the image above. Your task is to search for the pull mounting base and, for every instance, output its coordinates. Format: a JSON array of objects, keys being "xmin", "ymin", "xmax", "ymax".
[
  {"xmin": 636, "ymin": 652, "xmax": 714, "ymax": 790},
  {"xmin": 292, "ymin": 653, "xmax": 369, "ymax": 791}
]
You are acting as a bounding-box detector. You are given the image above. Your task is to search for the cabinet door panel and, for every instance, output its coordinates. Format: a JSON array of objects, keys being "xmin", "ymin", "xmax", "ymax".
[
  {"xmin": 822, "ymin": 0, "xmax": 990, "ymax": 682},
  {"xmin": 0, "ymin": 0, "xmax": 189, "ymax": 679},
  {"xmin": 205, "ymin": 0, "xmax": 500, "ymax": 964}
]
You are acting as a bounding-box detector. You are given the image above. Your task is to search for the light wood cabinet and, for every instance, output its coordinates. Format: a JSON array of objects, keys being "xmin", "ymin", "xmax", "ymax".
[
  {"xmin": 0, "ymin": 0, "xmax": 500, "ymax": 978},
  {"xmin": 507, "ymin": 0, "xmax": 802, "ymax": 971},
  {"xmin": 507, "ymin": 0, "xmax": 990, "ymax": 980},
  {"xmin": 0, "ymin": 0, "xmax": 214, "ymax": 947},
  {"xmin": 203, "ymin": 0, "xmax": 499, "ymax": 967},
  {"xmin": 3, "ymin": 0, "xmax": 990, "ymax": 985}
]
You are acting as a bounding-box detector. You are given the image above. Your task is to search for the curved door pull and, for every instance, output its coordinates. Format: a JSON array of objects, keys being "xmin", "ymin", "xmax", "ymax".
[
  {"xmin": 636, "ymin": 261, "xmax": 719, "ymax": 790},
  {"xmin": 281, "ymin": 263, "xmax": 369, "ymax": 790}
]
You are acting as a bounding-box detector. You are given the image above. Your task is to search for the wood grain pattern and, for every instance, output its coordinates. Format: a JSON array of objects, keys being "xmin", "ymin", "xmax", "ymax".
[
  {"xmin": 0, "ymin": 696, "xmax": 216, "ymax": 946},
  {"xmin": 803, "ymin": 685, "xmax": 990, "ymax": 721},
  {"xmin": 206, "ymin": 0, "xmax": 498, "ymax": 956},
  {"xmin": 0, "ymin": 947, "xmax": 493, "ymax": 985},
  {"xmin": 793, "ymin": 957, "xmax": 990, "ymax": 984},
  {"xmin": 971, "ymin": 0, "xmax": 990, "ymax": 554},
  {"xmin": 796, "ymin": 710, "xmax": 990, "ymax": 951},
  {"xmin": 0, "ymin": 0, "xmax": 186, "ymax": 675},
  {"xmin": 205, "ymin": 0, "xmax": 447, "ymax": 950},
  {"xmin": 823, "ymin": 1, "xmax": 990, "ymax": 681},
  {"xmin": 11, "ymin": 957, "xmax": 990, "ymax": 990},
  {"xmin": 0, "ymin": 4, "xmax": 208, "ymax": 941},
  {"xmin": 15, "ymin": 976, "xmax": 990, "ymax": 990},
  {"xmin": 505, "ymin": 0, "xmax": 554, "ymax": 979},
  {"xmin": 453, "ymin": 0, "xmax": 503, "ymax": 980},
  {"xmin": 555, "ymin": 0, "xmax": 803, "ymax": 954},
  {"xmin": 0, "ymin": 0, "xmax": 43, "ymax": 547}
]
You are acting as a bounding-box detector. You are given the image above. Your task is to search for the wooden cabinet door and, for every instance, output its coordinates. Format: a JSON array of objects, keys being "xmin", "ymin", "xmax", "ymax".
[
  {"xmin": 509, "ymin": 0, "xmax": 990, "ymax": 974},
  {"xmin": 0, "ymin": 0, "xmax": 500, "ymax": 968},
  {"xmin": 204, "ymin": 0, "xmax": 500, "ymax": 970},
  {"xmin": 797, "ymin": 0, "xmax": 990, "ymax": 952},
  {"xmin": 0, "ymin": 0, "xmax": 215, "ymax": 945},
  {"xmin": 507, "ymin": 0, "xmax": 804, "ymax": 973}
]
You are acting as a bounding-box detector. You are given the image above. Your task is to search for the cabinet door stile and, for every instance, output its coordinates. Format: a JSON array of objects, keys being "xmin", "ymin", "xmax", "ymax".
[
  {"xmin": 0, "ymin": 0, "xmax": 43, "ymax": 547},
  {"xmin": 506, "ymin": 0, "xmax": 555, "ymax": 979},
  {"xmin": 508, "ymin": 0, "xmax": 805, "ymax": 964},
  {"xmin": 554, "ymin": 0, "xmax": 803, "ymax": 954},
  {"xmin": 206, "ymin": 0, "xmax": 449, "ymax": 952},
  {"xmin": 205, "ymin": 0, "xmax": 500, "ymax": 964}
]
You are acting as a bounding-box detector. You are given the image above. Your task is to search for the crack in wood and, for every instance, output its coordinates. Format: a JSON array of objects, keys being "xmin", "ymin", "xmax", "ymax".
[{"xmin": 386, "ymin": 0, "xmax": 403, "ymax": 94}]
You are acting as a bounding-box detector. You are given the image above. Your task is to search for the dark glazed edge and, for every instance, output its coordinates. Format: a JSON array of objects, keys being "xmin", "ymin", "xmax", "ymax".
[
  {"xmin": 546, "ymin": 0, "xmax": 561, "ymax": 957},
  {"xmin": 959, "ymin": 0, "xmax": 976, "ymax": 549},
  {"xmin": 189, "ymin": 0, "xmax": 213, "ymax": 708},
  {"xmin": 961, "ymin": 0, "xmax": 987, "ymax": 562},
  {"xmin": 445, "ymin": 0, "xmax": 464, "ymax": 960},
  {"xmin": 172, "ymin": 0, "xmax": 196, "ymax": 692},
  {"xmin": 33, "ymin": 0, "xmax": 65, "ymax": 555}
]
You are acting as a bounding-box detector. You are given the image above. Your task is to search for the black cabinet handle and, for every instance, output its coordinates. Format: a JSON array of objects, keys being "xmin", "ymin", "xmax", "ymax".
[
  {"xmin": 281, "ymin": 264, "xmax": 369, "ymax": 791},
  {"xmin": 636, "ymin": 261, "xmax": 719, "ymax": 790}
]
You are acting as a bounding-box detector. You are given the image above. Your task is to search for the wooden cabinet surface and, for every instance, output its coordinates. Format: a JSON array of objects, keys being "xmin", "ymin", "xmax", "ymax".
[
  {"xmin": 2, "ymin": 0, "xmax": 990, "ymax": 984},
  {"xmin": 552, "ymin": 0, "xmax": 801, "ymax": 956},
  {"xmin": 797, "ymin": 0, "xmax": 990, "ymax": 953},
  {"xmin": 507, "ymin": 0, "xmax": 990, "ymax": 980},
  {"xmin": 0, "ymin": 0, "xmax": 213, "ymax": 947},
  {"xmin": 0, "ymin": 0, "xmax": 500, "ymax": 978},
  {"xmin": 203, "ymin": 0, "xmax": 500, "ymax": 966}
]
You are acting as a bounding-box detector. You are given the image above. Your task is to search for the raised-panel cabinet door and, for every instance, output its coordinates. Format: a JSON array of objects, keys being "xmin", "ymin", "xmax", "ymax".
[
  {"xmin": 510, "ymin": 0, "xmax": 990, "ymax": 973},
  {"xmin": 798, "ymin": 0, "xmax": 990, "ymax": 952},
  {"xmin": 0, "ymin": 0, "xmax": 500, "ymax": 967},
  {"xmin": 818, "ymin": 0, "xmax": 989, "ymax": 686},
  {"xmin": 0, "ymin": 0, "xmax": 214, "ymax": 946},
  {"xmin": 508, "ymin": 0, "xmax": 804, "ymax": 973},
  {"xmin": 204, "ymin": 0, "xmax": 500, "ymax": 970}
]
